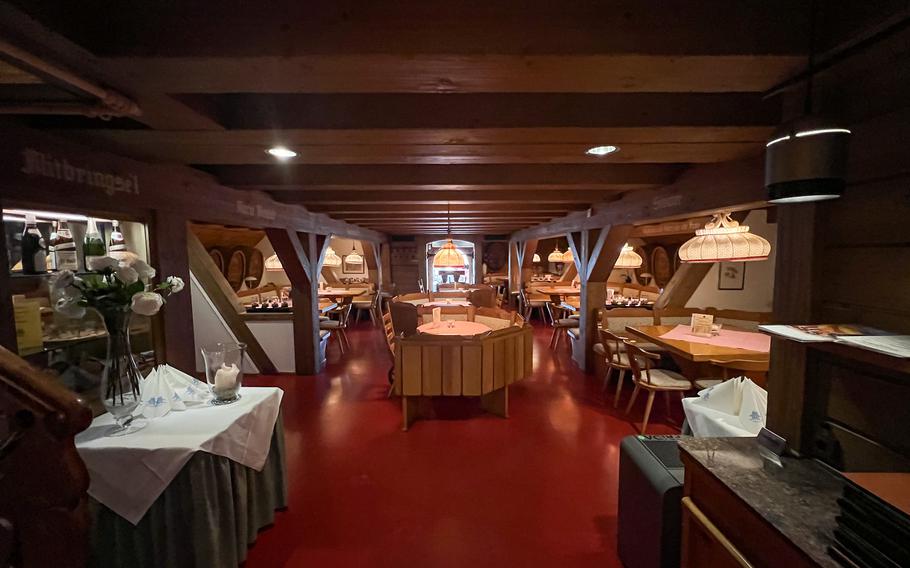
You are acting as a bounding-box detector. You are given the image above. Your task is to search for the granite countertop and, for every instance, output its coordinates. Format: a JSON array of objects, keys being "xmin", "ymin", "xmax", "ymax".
[{"xmin": 679, "ymin": 437, "xmax": 844, "ymax": 568}]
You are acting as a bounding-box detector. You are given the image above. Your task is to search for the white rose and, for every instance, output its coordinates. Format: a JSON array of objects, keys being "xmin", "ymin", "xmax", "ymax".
[
  {"xmin": 88, "ymin": 256, "xmax": 120, "ymax": 271},
  {"xmin": 165, "ymin": 276, "xmax": 185, "ymax": 293},
  {"xmin": 130, "ymin": 291, "xmax": 164, "ymax": 316},
  {"xmin": 115, "ymin": 265, "xmax": 139, "ymax": 285},
  {"xmin": 132, "ymin": 260, "xmax": 157, "ymax": 282},
  {"xmin": 51, "ymin": 270, "xmax": 75, "ymax": 291}
]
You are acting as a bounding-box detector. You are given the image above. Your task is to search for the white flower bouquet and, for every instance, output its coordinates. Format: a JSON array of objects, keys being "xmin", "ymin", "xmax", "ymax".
[{"xmin": 51, "ymin": 256, "xmax": 184, "ymax": 320}]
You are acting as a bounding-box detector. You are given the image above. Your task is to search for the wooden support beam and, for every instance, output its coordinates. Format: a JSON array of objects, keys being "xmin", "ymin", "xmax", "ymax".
[
  {"xmin": 380, "ymin": 242, "xmax": 393, "ymax": 289},
  {"xmin": 572, "ymin": 225, "xmax": 635, "ymax": 372},
  {"xmin": 512, "ymin": 156, "xmax": 766, "ymax": 240},
  {"xmin": 362, "ymin": 241, "xmax": 380, "ymax": 285},
  {"xmin": 266, "ymin": 228, "xmax": 329, "ymax": 375},
  {"xmin": 151, "ymin": 211, "xmax": 195, "ymax": 371},
  {"xmin": 187, "ymin": 231, "xmax": 277, "ymax": 374}
]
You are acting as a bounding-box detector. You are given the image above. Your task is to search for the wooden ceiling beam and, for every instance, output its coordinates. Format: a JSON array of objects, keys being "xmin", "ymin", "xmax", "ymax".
[
  {"xmin": 306, "ymin": 203, "xmax": 585, "ymax": 214},
  {"xmin": 176, "ymin": 93, "xmax": 780, "ymax": 130},
  {"xmin": 102, "ymin": 54, "xmax": 803, "ymax": 94},
  {"xmin": 202, "ymin": 163, "xmax": 681, "ymax": 188},
  {"xmin": 274, "ymin": 190, "xmax": 618, "ymax": 204},
  {"xmin": 511, "ymin": 156, "xmax": 768, "ymax": 240}
]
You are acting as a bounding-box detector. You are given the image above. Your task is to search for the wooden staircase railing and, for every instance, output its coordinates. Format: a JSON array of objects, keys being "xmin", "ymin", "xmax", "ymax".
[{"xmin": 0, "ymin": 346, "xmax": 92, "ymax": 567}]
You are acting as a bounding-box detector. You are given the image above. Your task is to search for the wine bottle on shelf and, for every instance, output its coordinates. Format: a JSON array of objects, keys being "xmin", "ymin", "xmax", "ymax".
[
  {"xmin": 109, "ymin": 220, "xmax": 126, "ymax": 252},
  {"xmin": 47, "ymin": 221, "xmax": 59, "ymax": 271},
  {"xmin": 20, "ymin": 214, "xmax": 47, "ymax": 274},
  {"xmin": 53, "ymin": 220, "xmax": 79, "ymax": 272},
  {"xmin": 82, "ymin": 218, "xmax": 106, "ymax": 271}
]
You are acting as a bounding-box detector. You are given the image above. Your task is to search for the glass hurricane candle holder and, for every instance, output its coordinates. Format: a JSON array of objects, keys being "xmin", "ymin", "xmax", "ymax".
[{"xmin": 201, "ymin": 342, "xmax": 246, "ymax": 404}]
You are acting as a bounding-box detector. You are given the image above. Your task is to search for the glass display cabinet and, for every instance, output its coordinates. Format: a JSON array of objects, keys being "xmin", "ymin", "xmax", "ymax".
[{"xmin": 3, "ymin": 206, "xmax": 158, "ymax": 413}]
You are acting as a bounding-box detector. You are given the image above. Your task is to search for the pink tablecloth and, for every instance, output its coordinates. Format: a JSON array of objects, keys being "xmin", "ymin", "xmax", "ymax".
[
  {"xmin": 659, "ymin": 324, "xmax": 771, "ymax": 353},
  {"xmin": 418, "ymin": 321, "xmax": 492, "ymax": 336}
]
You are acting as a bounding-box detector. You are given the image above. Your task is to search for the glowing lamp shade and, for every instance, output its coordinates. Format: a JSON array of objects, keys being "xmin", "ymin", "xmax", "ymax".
[
  {"xmin": 615, "ymin": 244, "xmax": 643, "ymax": 269},
  {"xmin": 547, "ymin": 246, "xmax": 564, "ymax": 263},
  {"xmin": 532, "ymin": 253, "xmax": 541, "ymax": 263},
  {"xmin": 264, "ymin": 254, "xmax": 284, "ymax": 272},
  {"xmin": 433, "ymin": 239, "xmax": 466, "ymax": 268},
  {"xmin": 323, "ymin": 246, "xmax": 342, "ymax": 267},
  {"xmin": 678, "ymin": 212, "xmax": 771, "ymax": 263},
  {"xmin": 562, "ymin": 248, "xmax": 574, "ymax": 263}
]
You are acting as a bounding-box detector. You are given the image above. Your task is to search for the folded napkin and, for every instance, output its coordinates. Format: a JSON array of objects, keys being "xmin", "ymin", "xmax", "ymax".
[
  {"xmin": 139, "ymin": 364, "xmax": 212, "ymax": 419},
  {"xmin": 432, "ymin": 307, "xmax": 442, "ymax": 323}
]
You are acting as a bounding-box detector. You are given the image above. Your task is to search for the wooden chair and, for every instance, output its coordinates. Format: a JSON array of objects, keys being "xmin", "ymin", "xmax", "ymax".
[
  {"xmin": 382, "ymin": 305, "xmax": 398, "ymax": 395},
  {"xmin": 389, "ymin": 301, "xmax": 419, "ymax": 337},
  {"xmin": 352, "ymin": 292, "xmax": 380, "ymax": 326},
  {"xmin": 599, "ymin": 329, "xmax": 633, "ymax": 407},
  {"xmin": 320, "ymin": 299, "xmax": 353, "ymax": 353},
  {"xmin": 519, "ymin": 288, "xmax": 549, "ymax": 323},
  {"xmin": 693, "ymin": 358, "xmax": 770, "ymax": 390},
  {"xmin": 545, "ymin": 301, "xmax": 578, "ymax": 349},
  {"xmin": 624, "ymin": 341, "xmax": 692, "ymax": 434}
]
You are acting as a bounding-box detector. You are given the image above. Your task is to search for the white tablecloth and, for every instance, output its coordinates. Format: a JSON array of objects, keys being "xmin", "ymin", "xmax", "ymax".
[{"xmin": 75, "ymin": 386, "xmax": 283, "ymax": 525}]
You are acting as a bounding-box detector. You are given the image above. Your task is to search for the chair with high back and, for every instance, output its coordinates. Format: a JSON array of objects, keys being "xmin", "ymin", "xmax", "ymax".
[
  {"xmin": 352, "ymin": 291, "xmax": 379, "ymax": 326},
  {"xmin": 468, "ymin": 287, "xmax": 497, "ymax": 308},
  {"xmin": 389, "ymin": 301, "xmax": 419, "ymax": 338},
  {"xmin": 623, "ymin": 341, "xmax": 692, "ymax": 434},
  {"xmin": 602, "ymin": 308, "xmax": 664, "ymax": 353},
  {"xmin": 599, "ymin": 329, "xmax": 634, "ymax": 407},
  {"xmin": 382, "ymin": 304, "xmax": 397, "ymax": 394},
  {"xmin": 693, "ymin": 358, "xmax": 770, "ymax": 390},
  {"xmin": 545, "ymin": 300, "xmax": 578, "ymax": 349},
  {"xmin": 320, "ymin": 299, "xmax": 353, "ymax": 354},
  {"xmin": 519, "ymin": 288, "xmax": 550, "ymax": 323}
]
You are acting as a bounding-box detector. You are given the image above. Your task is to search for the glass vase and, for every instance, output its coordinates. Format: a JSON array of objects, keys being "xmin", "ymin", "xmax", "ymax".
[
  {"xmin": 201, "ymin": 342, "xmax": 246, "ymax": 405},
  {"xmin": 99, "ymin": 309, "xmax": 147, "ymax": 435}
]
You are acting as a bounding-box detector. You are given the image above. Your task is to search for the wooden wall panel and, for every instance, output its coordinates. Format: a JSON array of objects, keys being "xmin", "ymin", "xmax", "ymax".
[
  {"xmin": 482, "ymin": 342, "xmax": 495, "ymax": 392},
  {"xmin": 421, "ymin": 345, "xmax": 442, "ymax": 395},
  {"xmin": 493, "ymin": 340, "xmax": 506, "ymax": 389},
  {"xmin": 504, "ymin": 337, "xmax": 515, "ymax": 385},
  {"xmin": 462, "ymin": 344, "xmax": 483, "ymax": 395},
  {"xmin": 402, "ymin": 344, "xmax": 422, "ymax": 395},
  {"xmin": 442, "ymin": 345, "xmax": 462, "ymax": 395}
]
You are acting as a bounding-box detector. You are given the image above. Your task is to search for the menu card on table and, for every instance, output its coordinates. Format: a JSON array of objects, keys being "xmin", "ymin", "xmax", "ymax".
[{"xmin": 690, "ymin": 313, "xmax": 714, "ymax": 337}]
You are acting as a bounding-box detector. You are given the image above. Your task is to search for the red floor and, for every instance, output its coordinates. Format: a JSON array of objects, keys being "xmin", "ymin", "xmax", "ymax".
[{"xmin": 244, "ymin": 321, "xmax": 678, "ymax": 568}]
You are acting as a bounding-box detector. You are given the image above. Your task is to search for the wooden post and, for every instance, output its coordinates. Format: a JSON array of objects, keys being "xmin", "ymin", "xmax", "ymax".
[
  {"xmin": 570, "ymin": 225, "xmax": 634, "ymax": 372},
  {"xmin": 766, "ymin": 204, "xmax": 821, "ymax": 449},
  {"xmin": 520, "ymin": 239, "xmax": 538, "ymax": 287},
  {"xmin": 507, "ymin": 240, "xmax": 521, "ymax": 297},
  {"xmin": 266, "ymin": 229, "xmax": 329, "ymax": 375},
  {"xmin": 362, "ymin": 240, "xmax": 380, "ymax": 286},
  {"xmin": 151, "ymin": 211, "xmax": 195, "ymax": 371},
  {"xmin": 380, "ymin": 241, "xmax": 393, "ymax": 289}
]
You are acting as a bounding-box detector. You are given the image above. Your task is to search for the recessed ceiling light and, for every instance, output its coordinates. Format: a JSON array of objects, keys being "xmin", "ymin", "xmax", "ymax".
[
  {"xmin": 267, "ymin": 146, "xmax": 297, "ymax": 159},
  {"xmin": 585, "ymin": 145, "xmax": 618, "ymax": 156}
]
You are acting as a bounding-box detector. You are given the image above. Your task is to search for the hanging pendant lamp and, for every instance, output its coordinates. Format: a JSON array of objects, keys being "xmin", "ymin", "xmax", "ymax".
[
  {"xmin": 532, "ymin": 253, "xmax": 541, "ymax": 263},
  {"xmin": 323, "ymin": 246, "xmax": 342, "ymax": 267},
  {"xmin": 562, "ymin": 248, "xmax": 574, "ymax": 263},
  {"xmin": 678, "ymin": 212, "xmax": 771, "ymax": 263},
  {"xmin": 764, "ymin": 1, "xmax": 850, "ymax": 204},
  {"xmin": 346, "ymin": 242, "xmax": 363, "ymax": 265},
  {"xmin": 433, "ymin": 202, "xmax": 466, "ymax": 268},
  {"xmin": 547, "ymin": 245, "xmax": 564, "ymax": 263},
  {"xmin": 614, "ymin": 244, "xmax": 643, "ymax": 269}
]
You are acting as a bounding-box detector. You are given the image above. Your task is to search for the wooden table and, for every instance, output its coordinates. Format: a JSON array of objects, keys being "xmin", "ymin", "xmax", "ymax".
[
  {"xmin": 535, "ymin": 286, "xmax": 581, "ymax": 296},
  {"xmin": 625, "ymin": 324, "xmax": 770, "ymax": 378},
  {"xmin": 318, "ymin": 288, "xmax": 366, "ymax": 301}
]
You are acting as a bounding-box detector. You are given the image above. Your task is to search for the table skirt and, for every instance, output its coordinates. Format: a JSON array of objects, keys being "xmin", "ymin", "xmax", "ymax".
[{"xmin": 89, "ymin": 415, "xmax": 287, "ymax": 568}]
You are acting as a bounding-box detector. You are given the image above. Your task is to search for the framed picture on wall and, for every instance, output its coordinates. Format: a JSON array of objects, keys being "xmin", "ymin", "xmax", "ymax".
[
  {"xmin": 342, "ymin": 255, "xmax": 365, "ymax": 274},
  {"xmin": 718, "ymin": 262, "xmax": 746, "ymax": 290}
]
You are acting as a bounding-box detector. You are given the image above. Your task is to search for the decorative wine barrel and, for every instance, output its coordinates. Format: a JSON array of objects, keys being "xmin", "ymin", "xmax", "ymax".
[
  {"xmin": 225, "ymin": 248, "xmax": 248, "ymax": 292},
  {"xmin": 208, "ymin": 248, "xmax": 225, "ymax": 273},
  {"xmin": 242, "ymin": 246, "xmax": 264, "ymax": 289},
  {"xmin": 650, "ymin": 246, "xmax": 674, "ymax": 288}
]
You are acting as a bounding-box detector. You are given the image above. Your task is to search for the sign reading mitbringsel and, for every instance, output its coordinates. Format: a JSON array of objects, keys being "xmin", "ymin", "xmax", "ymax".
[{"xmin": 20, "ymin": 148, "xmax": 140, "ymax": 196}]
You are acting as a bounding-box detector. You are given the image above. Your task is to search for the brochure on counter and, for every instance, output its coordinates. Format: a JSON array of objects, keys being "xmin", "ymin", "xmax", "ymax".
[{"xmin": 759, "ymin": 324, "xmax": 910, "ymax": 358}]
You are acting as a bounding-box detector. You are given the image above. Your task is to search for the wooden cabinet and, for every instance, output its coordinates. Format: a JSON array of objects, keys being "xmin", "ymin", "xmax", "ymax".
[{"xmin": 681, "ymin": 497, "xmax": 753, "ymax": 568}]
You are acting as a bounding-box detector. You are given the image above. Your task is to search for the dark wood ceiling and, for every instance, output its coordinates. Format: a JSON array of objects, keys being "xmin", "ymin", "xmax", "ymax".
[{"xmin": 1, "ymin": 0, "xmax": 900, "ymax": 235}]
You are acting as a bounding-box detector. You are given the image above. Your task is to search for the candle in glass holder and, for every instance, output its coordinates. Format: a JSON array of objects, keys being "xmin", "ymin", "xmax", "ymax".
[{"xmin": 213, "ymin": 363, "xmax": 239, "ymax": 395}]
